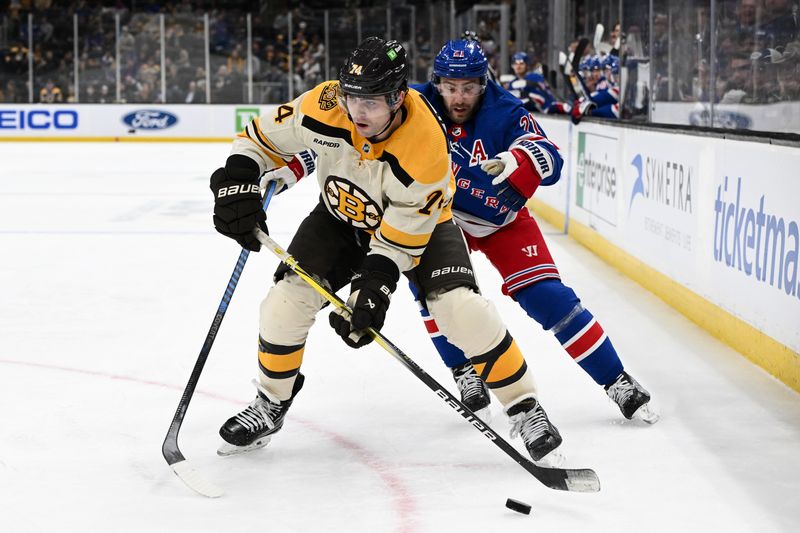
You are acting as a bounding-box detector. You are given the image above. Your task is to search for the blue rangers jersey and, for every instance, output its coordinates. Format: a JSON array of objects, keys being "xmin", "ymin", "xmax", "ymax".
[
  {"xmin": 413, "ymin": 80, "xmax": 563, "ymax": 237},
  {"xmin": 590, "ymin": 75, "xmax": 620, "ymax": 107},
  {"xmin": 506, "ymin": 73, "xmax": 560, "ymax": 114}
]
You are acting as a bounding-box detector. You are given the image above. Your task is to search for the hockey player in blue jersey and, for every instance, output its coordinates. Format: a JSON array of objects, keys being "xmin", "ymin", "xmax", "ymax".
[
  {"xmin": 592, "ymin": 54, "xmax": 621, "ymax": 118},
  {"xmin": 504, "ymin": 51, "xmax": 572, "ymax": 116},
  {"xmin": 576, "ymin": 54, "xmax": 620, "ymax": 120},
  {"xmin": 413, "ymin": 39, "xmax": 657, "ymax": 425}
]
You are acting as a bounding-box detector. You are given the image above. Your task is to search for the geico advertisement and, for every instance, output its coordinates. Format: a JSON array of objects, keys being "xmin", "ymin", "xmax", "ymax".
[
  {"xmin": 710, "ymin": 141, "xmax": 800, "ymax": 351},
  {"xmin": 0, "ymin": 108, "xmax": 79, "ymax": 130},
  {"xmin": 0, "ymin": 105, "xmax": 272, "ymax": 137},
  {"xmin": 574, "ymin": 129, "xmax": 620, "ymax": 228},
  {"xmin": 622, "ymin": 131, "xmax": 699, "ymax": 281}
]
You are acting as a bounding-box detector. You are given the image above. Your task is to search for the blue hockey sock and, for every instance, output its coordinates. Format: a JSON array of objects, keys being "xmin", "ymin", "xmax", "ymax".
[{"xmin": 515, "ymin": 280, "xmax": 623, "ymax": 387}]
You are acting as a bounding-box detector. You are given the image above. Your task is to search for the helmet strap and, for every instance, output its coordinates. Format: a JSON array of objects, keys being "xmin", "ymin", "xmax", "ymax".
[{"xmin": 367, "ymin": 97, "xmax": 402, "ymax": 142}]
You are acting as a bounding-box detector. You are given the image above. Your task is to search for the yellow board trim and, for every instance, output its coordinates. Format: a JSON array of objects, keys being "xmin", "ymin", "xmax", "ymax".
[
  {"xmin": 529, "ymin": 197, "xmax": 800, "ymax": 393},
  {"xmin": 0, "ymin": 136, "xmax": 232, "ymax": 142}
]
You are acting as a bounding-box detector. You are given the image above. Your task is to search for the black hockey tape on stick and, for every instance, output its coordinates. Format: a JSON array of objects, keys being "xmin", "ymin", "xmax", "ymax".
[
  {"xmin": 255, "ymin": 228, "xmax": 600, "ymax": 494},
  {"xmin": 161, "ymin": 180, "xmax": 279, "ymax": 498}
]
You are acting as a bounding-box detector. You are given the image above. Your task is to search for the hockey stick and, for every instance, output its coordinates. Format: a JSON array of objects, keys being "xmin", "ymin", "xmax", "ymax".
[
  {"xmin": 254, "ymin": 229, "xmax": 600, "ymax": 493},
  {"xmin": 161, "ymin": 180, "xmax": 279, "ymax": 498},
  {"xmin": 593, "ymin": 24, "xmax": 605, "ymax": 55}
]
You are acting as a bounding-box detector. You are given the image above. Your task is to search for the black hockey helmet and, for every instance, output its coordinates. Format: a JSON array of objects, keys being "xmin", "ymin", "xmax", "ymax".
[{"xmin": 338, "ymin": 37, "xmax": 409, "ymax": 99}]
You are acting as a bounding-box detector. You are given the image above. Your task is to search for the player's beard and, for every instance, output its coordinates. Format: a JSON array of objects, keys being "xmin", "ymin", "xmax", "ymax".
[{"xmin": 445, "ymin": 99, "xmax": 477, "ymax": 124}]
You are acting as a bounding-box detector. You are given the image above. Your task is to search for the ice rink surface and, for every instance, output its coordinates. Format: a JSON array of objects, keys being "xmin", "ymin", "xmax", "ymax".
[{"xmin": 1, "ymin": 142, "xmax": 798, "ymax": 533}]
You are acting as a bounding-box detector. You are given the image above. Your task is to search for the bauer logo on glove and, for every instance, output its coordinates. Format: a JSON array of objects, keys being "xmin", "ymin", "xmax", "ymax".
[{"xmin": 217, "ymin": 183, "xmax": 261, "ymax": 198}]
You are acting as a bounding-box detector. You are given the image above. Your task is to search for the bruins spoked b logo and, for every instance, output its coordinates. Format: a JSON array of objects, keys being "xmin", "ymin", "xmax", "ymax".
[
  {"xmin": 323, "ymin": 175, "xmax": 382, "ymax": 230},
  {"xmin": 318, "ymin": 83, "xmax": 338, "ymax": 111}
]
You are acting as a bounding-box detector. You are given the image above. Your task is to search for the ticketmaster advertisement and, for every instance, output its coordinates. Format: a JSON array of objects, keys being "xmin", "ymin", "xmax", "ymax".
[{"xmin": 709, "ymin": 141, "xmax": 800, "ymax": 351}]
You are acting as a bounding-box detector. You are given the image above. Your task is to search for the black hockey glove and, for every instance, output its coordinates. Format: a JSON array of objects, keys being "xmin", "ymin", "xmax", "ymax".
[
  {"xmin": 210, "ymin": 154, "xmax": 266, "ymax": 251},
  {"xmin": 329, "ymin": 254, "xmax": 399, "ymax": 348}
]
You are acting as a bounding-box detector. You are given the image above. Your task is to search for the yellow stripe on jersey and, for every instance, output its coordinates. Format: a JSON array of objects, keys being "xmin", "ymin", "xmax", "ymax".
[
  {"xmin": 377, "ymin": 89, "xmax": 450, "ymax": 186},
  {"xmin": 377, "ymin": 219, "xmax": 432, "ymax": 251}
]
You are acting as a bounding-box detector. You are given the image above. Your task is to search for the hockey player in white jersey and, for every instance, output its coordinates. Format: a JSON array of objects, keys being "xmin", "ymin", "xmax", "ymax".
[{"xmin": 209, "ymin": 37, "xmax": 564, "ymax": 464}]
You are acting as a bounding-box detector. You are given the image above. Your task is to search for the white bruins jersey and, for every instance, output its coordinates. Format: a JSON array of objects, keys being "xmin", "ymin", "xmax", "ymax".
[{"xmin": 231, "ymin": 81, "xmax": 454, "ymax": 272}]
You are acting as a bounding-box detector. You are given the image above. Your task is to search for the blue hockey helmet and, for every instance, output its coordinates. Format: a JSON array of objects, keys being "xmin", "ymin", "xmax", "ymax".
[
  {"xmin": 602, "ymin": 54, "xmax": 620, "ymax": 74},
  {"xmin": 512, "ymin": 51, "xmax": 530, "ymax": 65},
  {"xmin": 589, "ymin": 54, "xmax": 603, "ymax": 70},
  {"xmin": 433, "ymin": 39, "xmax": 489, "ymax": 85}
]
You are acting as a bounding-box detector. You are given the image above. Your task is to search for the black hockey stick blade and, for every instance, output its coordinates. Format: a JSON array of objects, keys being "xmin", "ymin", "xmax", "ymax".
[
  {"xmin": 572, "ymin": 38, "xmax": 590, "ymax": 73},
  {"xmin": 255, "ymin": 230, "xmax": 600, "ymax": 493},
  {"xmin": 161, "ymin": 181, "xmax": 279, "ymax": 498}
]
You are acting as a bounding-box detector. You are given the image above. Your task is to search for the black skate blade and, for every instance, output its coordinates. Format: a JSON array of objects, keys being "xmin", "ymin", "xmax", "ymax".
[{"xmin": 217, "ymin": 436, "xmax": 272, "ymax": 457}]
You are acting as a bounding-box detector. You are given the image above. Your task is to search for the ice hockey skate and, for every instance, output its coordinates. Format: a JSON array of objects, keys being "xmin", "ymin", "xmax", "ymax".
[
  {"xmin": 217, "ymin": 374, "xmax": 305, "ymax": 456},
  {"xmin": 507, "ymin": 396, "xmax": 564, "ymax": 466},
  {"xmin": 605, "ymin": 371, "xmax": 659, "ymax": 424},
  {"xmin": 451, "ymin": 361, "xmax": 492, "ymax": 422}
]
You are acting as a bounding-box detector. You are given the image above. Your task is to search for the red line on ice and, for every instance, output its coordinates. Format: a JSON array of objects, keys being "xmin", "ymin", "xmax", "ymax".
[{"xmin": 0, "ymin": 358, "xmax": 417, "ymax": 533}]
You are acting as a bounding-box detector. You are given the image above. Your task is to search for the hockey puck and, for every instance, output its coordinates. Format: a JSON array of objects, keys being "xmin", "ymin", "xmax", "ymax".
[{"xmin": 505, "ymin": 498, "xmax": 532, "ymax": 515}]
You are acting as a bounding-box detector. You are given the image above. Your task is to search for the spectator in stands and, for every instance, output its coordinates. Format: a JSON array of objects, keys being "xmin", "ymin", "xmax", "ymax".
[
  {"xmin": 227, "ymin": 44, "xmax": 246, "ymax": 76},
  {"xmin": 776, "ymin": 59, "xmax": 800, "ymax": 100},
  {"xmin": 39, "ymin": 79, "xmax": 63, "ymax": 103},
  {"xmin": 652, "ymin": 13, "xmax": 669, "ymax": 101},
  {"xmin": 3, "ymin": 80, "xmax": 23, "ymax": 103},
  {"xmin": 65, "ymin": 83, "xmax": 76, "ymax": 103},
  {"xmin": 185, "ymin": 80, "xmax": 204, "ymax": 103},
  {"xmin": 608, "ymin": 22, "xmax": 622, "ymax": 51},
  {"xmin": 762, "ymin": 0, "xmax": 799, "ymax": 46},
  {"xmin": 719, "ymin": 52, "xmax": 754, "ymax": 103},
  {"xmin": 84, "ymin": 84, "xmax": 97, "ymax": 103},
  {"xmin": 98, "ymin": 84, "xmax": 111, "ymax": 104}
]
